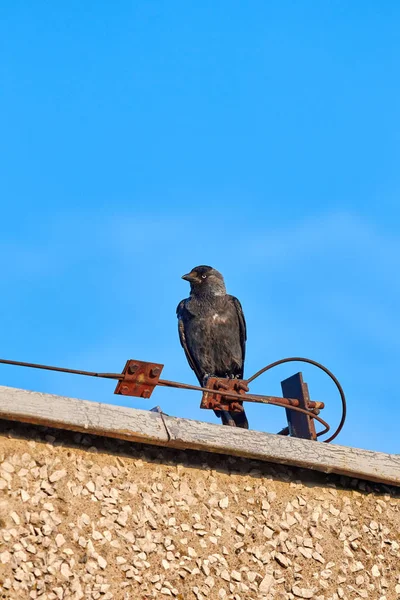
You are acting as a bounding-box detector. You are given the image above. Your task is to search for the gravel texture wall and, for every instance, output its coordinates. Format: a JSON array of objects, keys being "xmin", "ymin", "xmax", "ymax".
[{"xmin": 0, "ymin": 420, "xmax": 399, "ymax": 600}]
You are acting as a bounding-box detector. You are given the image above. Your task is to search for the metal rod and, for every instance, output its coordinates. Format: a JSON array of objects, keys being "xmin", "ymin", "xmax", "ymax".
[{"xmin": 0, "ymin": 358, "xmax": 124, "ymax": 380}]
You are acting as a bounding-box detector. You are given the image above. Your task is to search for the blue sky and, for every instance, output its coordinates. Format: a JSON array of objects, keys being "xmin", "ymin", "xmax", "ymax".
[{"xmin": 1, "ymin": 2, "xmax": 399, "ymax": 453}]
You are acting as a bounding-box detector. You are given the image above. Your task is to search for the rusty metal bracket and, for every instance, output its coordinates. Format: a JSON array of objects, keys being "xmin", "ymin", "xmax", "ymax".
[
  {"xmin": 200, "ymin": 377, "xmax": 248, "ymax": 413},
  {"xmin": 114, "ymin": 360, "xmax": 164, "ymax": 399}
]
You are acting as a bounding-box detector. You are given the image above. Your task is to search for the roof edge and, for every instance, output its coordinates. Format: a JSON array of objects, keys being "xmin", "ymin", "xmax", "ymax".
[{"xmin": 0, "ymin": 384, "xmax": 399, "ymax": 487}]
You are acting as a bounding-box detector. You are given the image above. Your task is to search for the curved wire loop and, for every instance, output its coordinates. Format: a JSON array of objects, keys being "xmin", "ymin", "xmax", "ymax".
[{"xmin": 246, "ymin": 357, "xmax": 346, "ymax": 443}]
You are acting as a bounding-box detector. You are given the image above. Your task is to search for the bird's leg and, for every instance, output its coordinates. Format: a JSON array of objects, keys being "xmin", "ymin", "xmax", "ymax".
[{"xmin": 220, "ymin": 412, "xmax": 236, "ymax": 427}]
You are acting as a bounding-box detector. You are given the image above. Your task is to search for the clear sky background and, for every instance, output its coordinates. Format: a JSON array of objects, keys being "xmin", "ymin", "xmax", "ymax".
[{"xmin": 1, "ymin": 2, "xmax": 399, "ymax": 454}]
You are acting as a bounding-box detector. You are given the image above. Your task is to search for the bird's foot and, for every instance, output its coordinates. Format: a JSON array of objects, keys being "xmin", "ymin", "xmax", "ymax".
[{"xmin": 202, "ymin": 374, "xmax": 211, "ymax": 386}]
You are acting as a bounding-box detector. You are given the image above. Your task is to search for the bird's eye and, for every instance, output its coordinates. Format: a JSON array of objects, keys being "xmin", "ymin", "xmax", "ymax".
[{"xmin": 201, "ymin": 274, "xmax": 207, "ymax": 279}]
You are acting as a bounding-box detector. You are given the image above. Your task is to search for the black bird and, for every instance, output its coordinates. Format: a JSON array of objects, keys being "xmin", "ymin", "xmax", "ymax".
[{"xmin": 177, "ymin": 265, "xmax": 249, "ymax": 428}]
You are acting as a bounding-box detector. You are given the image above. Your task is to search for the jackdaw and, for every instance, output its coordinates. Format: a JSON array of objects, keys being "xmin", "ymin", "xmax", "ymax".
[{"xmin": 177, "ymin": 265, "xmax": 249, "ymax": 428}]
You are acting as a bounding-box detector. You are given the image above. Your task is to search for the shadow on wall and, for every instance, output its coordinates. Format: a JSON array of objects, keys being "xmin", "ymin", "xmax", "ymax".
[{"xmin": 0, "ymin": 419, "xmax": 398, "ymax": 499}]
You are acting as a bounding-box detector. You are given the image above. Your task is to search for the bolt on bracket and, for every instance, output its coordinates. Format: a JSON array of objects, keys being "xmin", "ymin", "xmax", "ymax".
[{"xmin": 200, "ymin": 377, "xmax": 248, "ymax": 413}]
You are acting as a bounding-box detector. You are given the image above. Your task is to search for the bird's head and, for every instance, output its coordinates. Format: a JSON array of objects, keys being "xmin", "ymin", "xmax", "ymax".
[{"xmin": 181, "ymin": 265, "xmax": 226, "ymax": 296}]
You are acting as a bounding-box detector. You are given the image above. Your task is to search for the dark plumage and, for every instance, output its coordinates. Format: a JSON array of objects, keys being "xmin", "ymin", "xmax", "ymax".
[{"xmin": 177, "ymin": 265, "xmax": 249, "ymax": 429}]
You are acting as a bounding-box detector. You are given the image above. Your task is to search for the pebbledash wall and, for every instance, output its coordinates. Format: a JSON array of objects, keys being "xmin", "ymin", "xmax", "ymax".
[{"xmin": 0, "ymin": 420, "xmax": 399, "ymax": 600}]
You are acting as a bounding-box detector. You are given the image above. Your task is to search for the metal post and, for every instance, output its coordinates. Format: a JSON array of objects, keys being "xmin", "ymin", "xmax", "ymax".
[{"xmin": 281, "ymin": 372, "xmax": 317, "ymax": 440}]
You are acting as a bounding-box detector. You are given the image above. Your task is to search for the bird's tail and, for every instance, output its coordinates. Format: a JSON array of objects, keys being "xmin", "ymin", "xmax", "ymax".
[{"xmin": 214, "ymin": 404, "xmax": 249, "ymax": 429}]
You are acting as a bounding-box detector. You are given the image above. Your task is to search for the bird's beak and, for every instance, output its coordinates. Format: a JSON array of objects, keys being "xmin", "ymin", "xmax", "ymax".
[{"xmin": 182, "ymin": 272, "xmax": 197, "ymax": 283}]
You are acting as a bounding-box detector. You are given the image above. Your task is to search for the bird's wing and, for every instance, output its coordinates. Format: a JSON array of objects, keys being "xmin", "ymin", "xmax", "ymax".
[
  {"xmin": 176, "ymin": 300, "xmax": 204, "ymax": 384},
  {"xmin": 229, "ymin": 295, "xmax": 247, "ymax": 366}
]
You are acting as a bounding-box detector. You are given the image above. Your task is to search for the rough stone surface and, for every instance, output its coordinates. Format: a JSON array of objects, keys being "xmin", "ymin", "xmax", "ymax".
[{"xmin": 0, "ymin": 420, "xmax": 399, "ymax": 600}]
